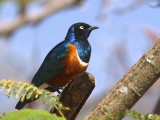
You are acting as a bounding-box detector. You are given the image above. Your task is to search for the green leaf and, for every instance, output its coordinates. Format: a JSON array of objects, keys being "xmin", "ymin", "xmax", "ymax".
[
  {"xmin": 100, "ymin": 109, "xmax": 160, "ymax": 120},
  {"xmin": 0, "ymin": 109, "xmax": 66, "ymax": 120},
  {"xmin": 0, "ymin": 80, "xmax": 68, "ymax": 113},
  {"xmin": 0, "ymin": 0, "xmax": 5, "ymax": 4}
]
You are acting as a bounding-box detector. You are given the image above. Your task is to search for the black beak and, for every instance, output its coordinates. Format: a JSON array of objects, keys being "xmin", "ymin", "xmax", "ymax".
[{"xmin": 87, "ymin": 26, "xmax": 99, "ymax": 31}]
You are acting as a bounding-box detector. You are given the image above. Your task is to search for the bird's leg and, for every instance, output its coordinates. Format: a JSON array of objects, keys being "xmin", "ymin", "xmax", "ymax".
[
  {"xmin": 59, "ymin": 86, "xmax": 64, "ymax": 91},
  {"xmin": 45, "ymin": 84, "xmax": 63, "ymax": 94},
  {"xmin": 45, "ymin": 87, "xmax": 56, "ymax": 92},
  {"xmin": 52, "ymin": 84, "xmax": 64, "ymax": 94}
]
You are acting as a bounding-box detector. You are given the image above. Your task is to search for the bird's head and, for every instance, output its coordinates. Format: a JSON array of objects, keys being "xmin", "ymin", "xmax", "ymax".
[{"xmin": 65, "ymin": 22, "xmax": 98, "ymax": 42}]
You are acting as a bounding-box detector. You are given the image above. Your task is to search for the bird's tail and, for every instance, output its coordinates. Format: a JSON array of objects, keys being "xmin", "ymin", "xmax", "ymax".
[
  {"xmin": 15, "ymin": 86, "xmax": 57, "ymax": 110},
  {"xmin": 15, "ymin": 99, "xmax": 29, "ymax": 110},
  {"xmin": 15, "ymin": 97, "xmax": 38, "ymax": 110}
]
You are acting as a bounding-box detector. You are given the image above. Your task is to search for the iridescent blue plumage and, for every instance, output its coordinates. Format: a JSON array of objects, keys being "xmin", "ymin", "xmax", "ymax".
[
  {"xmin": 65, "ymin": 24, "xmax": 92, "ymax": 63},
  {"xmin": 65, "ymin": 26, "xmax": 76, "ymax": 42},
  {"xmin": 31, "ymin": 22, "xmax": 98, "ymax": 87},
  {"xmin": 15, "ymin": 22, "xmax": 98, "ymax": 110}
]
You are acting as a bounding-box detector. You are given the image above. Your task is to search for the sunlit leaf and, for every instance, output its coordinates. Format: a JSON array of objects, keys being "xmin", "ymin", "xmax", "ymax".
[
  {"xmin": 0, "ymin": 80, "xmax": 68, "ymax": 115},
  {"xmin": 1, "ymin": 109, "xmax": 66, "ymax": 120}
]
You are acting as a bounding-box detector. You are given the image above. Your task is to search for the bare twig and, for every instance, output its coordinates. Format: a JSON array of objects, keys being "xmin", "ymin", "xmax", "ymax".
[
  {"xmin": 51, "ymin": 72, "xmax": 96, "ymax": 120},
  {"xmin": 0, "ymin": 0, "xmax": 82, "ymax": 36},
  {"xmin": 85, "ymin": 40, "xmax": 160, "ymax": 120}
]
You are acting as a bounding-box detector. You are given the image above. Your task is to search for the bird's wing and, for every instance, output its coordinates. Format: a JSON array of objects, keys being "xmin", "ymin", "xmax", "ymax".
[{"xmin": 31, "ymin": 41, "xmax": 69, "ymax": 87}]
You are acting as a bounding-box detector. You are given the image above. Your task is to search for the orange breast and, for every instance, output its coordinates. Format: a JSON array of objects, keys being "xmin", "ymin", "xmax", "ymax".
[{"xmin": 46, "ymin": 44, "xmax": 88, "ymax": 87}]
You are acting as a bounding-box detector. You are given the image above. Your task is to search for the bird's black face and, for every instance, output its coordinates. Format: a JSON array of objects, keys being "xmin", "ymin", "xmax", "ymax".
[
  {"xmin": 65, "ymin": 22, "xmax": 98, "ymax": 42},
  {"xmin": 73, "ymin": 23, "xmax": 98, "ymax": 37}
]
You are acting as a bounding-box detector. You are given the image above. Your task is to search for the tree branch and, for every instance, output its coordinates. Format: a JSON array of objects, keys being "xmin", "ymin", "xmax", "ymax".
[
  {"xmin": 51, "ymin": 72, "xmax": 96, "ymax": 120},
  {"xmin": 0, "ymin": 0, "xmax": 82, "ymax": 36},
  {"xmin": 85, "ymin": 40, "xmax": 160, "ymax": 120}
]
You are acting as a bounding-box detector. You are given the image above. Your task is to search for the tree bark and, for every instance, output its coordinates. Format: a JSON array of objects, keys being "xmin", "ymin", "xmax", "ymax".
[
  {"xmin": 0, "ymin": 0, "xmax": 82, "ymax": 36},
  {"xmin": 85, "ymin": 40, "xmax": 160, "ymax": 120},
  {"xmin": 51, "ymin": 72, "xmax": 96, "ymax": 120}
]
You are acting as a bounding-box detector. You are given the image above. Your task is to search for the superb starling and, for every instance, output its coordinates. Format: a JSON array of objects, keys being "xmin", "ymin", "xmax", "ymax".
[{"xmin": 15, "ymin": 22, "xmax": 98, "ymax": 109}]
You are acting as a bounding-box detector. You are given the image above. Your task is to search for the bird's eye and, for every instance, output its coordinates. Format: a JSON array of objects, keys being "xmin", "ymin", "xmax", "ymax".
[{"xmin": 79, "ymin": 26, "xmax": 84, "ymax": 29}]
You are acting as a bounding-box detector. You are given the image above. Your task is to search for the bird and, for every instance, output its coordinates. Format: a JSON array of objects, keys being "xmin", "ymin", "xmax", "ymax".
[{"xmin": 15, "ymin": 22, "xmax": 98, "ymax": 110}]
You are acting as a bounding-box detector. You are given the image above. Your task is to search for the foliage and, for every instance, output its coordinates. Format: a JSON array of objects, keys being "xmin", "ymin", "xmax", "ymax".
[
  {"xmin": 0, "ymin": 0, "xmax": 5, "ymax": 5},
  {"xmin": 14, "ymin": 0, "xmax": 38, "ymax": 13},
  {"xmin": 0, "ymin": 0, "xmax": 38, "ymax": 13},
  {"xmin": 0, "ymin": 109, "xmax": 66, "ymax": 120},
  {"xmin": 0, "ymin": 0, "xmax": 37, "ymax": 5},
  {"xmin": 95, "ymin": 110, "xmax": 160, "ymax": 120},
  {"xmin": 125, "ymin": 110, "xmax": 160, "ymax": 120},
  {"xmin": 0, "ymin": 80, "xmax": 69, "ymax": 116}
]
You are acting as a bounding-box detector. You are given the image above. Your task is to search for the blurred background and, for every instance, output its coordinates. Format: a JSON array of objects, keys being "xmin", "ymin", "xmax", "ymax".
[{"xmin": 0, "ymin": 0, "xmax": 160, "ymax": 119}]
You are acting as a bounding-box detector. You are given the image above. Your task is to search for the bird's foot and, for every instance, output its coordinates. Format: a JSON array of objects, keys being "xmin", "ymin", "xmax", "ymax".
[{"xmin": 45, "ymin": 84, "xmax": 63, "ymax": 95}]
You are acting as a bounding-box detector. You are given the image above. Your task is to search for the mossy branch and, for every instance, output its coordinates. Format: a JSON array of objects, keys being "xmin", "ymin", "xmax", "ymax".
[
  {"xmin": 96, "ymin": 110, "xmax": 160, "ymax": 120},
  {"xmin": 85, "ymin": 39, "xmax": 160, "ymax": 120}
]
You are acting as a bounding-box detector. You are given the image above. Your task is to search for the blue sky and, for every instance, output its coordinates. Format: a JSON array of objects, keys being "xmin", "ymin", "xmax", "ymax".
[{"xmin": 0, "ymin": 0, "xmax": 160, "ymax": 119}]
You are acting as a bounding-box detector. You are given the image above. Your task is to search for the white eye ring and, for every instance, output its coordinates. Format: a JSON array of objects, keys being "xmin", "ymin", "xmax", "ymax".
[{"xmin": 79, "ymin": 26, "xmax": 84, "ymax": 29}]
